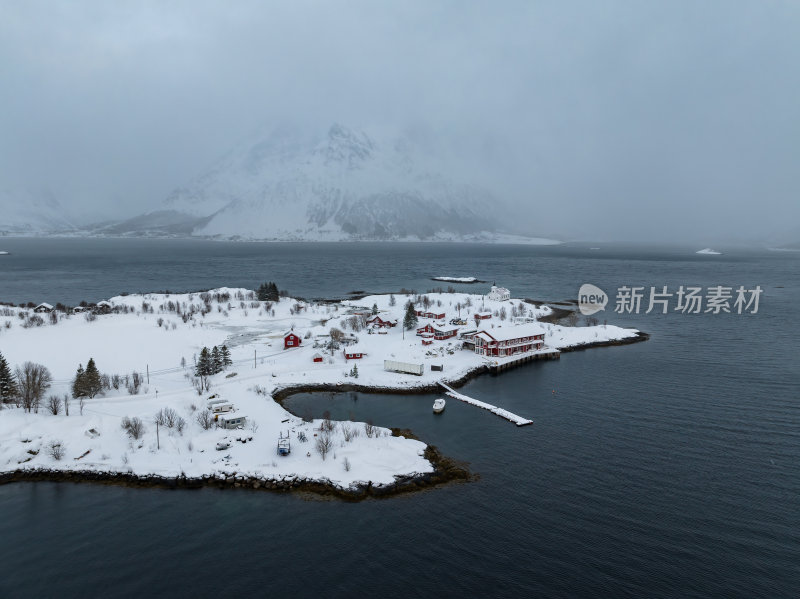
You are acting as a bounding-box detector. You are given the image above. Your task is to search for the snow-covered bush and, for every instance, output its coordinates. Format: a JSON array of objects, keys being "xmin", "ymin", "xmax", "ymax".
[{"xmin": 47, "ymin": 440, "xmax": 66, "ymax": 461}]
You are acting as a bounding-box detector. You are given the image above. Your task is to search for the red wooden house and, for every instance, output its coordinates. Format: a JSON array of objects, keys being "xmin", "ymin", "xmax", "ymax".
[
  {"xmin": 416, "ymin": 323, "xmax": 459, "ymax": 340},
  {"xmin": 474, "ymin": 311, "xmax": 492, "ymax": 320},
  {"xmin": 415, "ymin": 309, "xmax": 446, "ymax": 320},
  {"xmin": 367, "ymin": 315, "xmax": 397, "ymax": 328},
  {"xmin": 283, "ymin": 331, "xmax": 302, "ymax": 349}
]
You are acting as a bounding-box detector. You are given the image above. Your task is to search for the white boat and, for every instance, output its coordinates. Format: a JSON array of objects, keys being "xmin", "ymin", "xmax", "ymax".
[
  {"xmin": 0, "ymin": 251, "xmax": 9, "ymax": 255},
  {"xmin": 433, "ymin": 398, "xmax": 446, "ymax": 413}
]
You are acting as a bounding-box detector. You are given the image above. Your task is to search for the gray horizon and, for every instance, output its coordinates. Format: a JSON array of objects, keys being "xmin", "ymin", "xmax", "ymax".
[{"xmin": 1, "ymin": 1, "xmax": 799, "ymax": 244}]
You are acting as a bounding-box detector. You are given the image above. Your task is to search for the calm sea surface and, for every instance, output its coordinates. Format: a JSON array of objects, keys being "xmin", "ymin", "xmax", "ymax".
[{"xmin": 0, "ymin": 239, "xmax": 798, "ymax": 598}]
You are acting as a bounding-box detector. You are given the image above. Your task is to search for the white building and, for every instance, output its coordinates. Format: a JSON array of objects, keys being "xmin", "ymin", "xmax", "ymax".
[{"xmin": 487, "ymin": 285, "xmax": 510, "ymax": 302}]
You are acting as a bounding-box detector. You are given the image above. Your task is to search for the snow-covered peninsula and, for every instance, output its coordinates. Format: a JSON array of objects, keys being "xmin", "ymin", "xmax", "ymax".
[{"xmin": 0, "ymin": 285, "xmax": 642, "ymax": 496}]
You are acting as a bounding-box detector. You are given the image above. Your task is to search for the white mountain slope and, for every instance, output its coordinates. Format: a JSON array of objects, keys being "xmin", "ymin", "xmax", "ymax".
[
  {"xmin": 118, "ymin": 124, "xmax": 552, "ymax": 242},
  {"xmin": 0, "ymin": 188, "xmax": 75, "ymax": 234}
]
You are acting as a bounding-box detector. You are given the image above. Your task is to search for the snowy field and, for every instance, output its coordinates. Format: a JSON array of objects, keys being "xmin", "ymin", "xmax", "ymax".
[{"xmin": 0, "ymin": 287, "xmax": 639, "ymax": 488}]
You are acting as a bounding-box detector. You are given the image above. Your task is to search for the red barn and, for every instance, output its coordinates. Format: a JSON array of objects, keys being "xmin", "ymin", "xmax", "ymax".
[
  {"xmin": 283, "ymin": 331, "xmax": 302, "ymax": 350},
  {"xmin": 312, "ymin": 353, "xmax": 324, "ymax": 363}
]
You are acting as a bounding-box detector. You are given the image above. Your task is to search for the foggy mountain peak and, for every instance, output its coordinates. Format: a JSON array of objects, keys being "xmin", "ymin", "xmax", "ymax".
[{"xmin": 109, "ymin": 123, "xmax": 527, "ymax": 242}]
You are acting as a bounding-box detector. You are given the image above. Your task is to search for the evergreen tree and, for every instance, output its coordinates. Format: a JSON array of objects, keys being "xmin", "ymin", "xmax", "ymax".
[
  {"xmin": 84, "ymin": 358, "xmax": 102, "ymax": 398},
  {"xmin": 196, "ymin": 347, "xmax": 211, "ymax": 377},
  {"xmin": 72, "ymin": 364, "xmax": 87, "ymax": 398},
  {"xmin": 403, "ymin": 302, "xmax": 418, "ymax": 330},
  {"xmin": 257, "ymin": 281, "xmax": 280, "ymax": 302},
  {"xmin": 211, "ymin": 346, "xmax": 222, "ymax": 374},
  {"xmin": 0, "ymin": 351, "xmax": 18, "ymax": 402},
  {"xmin": 350, "ymin": 363, "xmax": 359, "ymax": 378},
  {"xmin": 371, "ymin": 303, "xmax": 378, "ymax": 315},
  {"xmin": 221, "ymin": 345, "xmax": 232, "ymax": 368},
  {"xmin": 389, "ymin": 294, "xmax": 396, "ymax": 307}
]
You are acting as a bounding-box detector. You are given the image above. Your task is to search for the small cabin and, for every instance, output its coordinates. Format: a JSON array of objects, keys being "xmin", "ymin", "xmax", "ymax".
[
  {"xmin": 312, "ymin": 353, "xmax": 324, "ymax": 363},
  {"xmin": 219, "ymin": 414, "xmax": 247, "ymax": 430},
  {"xmin": 94, "ymin": 301, "xmax": 112, "ymax": 314},
  {"xmin": 475, "ymin": 311, "xmax": 492, "ymax": 320},
  {"xmin": 211, "ymin": 402, "xmax": 234, "ymax": 414},
  {"xmin": 34, "ymin": 303, "xmax": 53, "ymax": 313},
  {"xmin": 284, "ymin": 331, "xmax": 302, "ymax": 350},
  {"xmin": 343, "ymin": 348, "xmax": 364, "ymax": 360}
]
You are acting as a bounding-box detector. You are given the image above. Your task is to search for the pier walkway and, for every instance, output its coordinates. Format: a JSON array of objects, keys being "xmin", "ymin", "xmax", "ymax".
[{"xmin": 437, "ymin": 382, "xmax": 533, "ymax": 427}]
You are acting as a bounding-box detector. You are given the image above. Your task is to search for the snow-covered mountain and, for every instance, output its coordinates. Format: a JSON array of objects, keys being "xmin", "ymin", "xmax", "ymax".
[
  {"xmin": 0, "ymin": 188, "xmax": 75, "ymax": 234},
  {"xmin": 107, "ymin": 124, "xmax": 536, "ymax": 241}
]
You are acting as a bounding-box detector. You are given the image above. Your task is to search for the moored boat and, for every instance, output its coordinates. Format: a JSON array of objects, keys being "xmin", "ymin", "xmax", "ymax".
[{"xmin": 433, "ymin": 398, "xmax": 446, "ymax": 413}]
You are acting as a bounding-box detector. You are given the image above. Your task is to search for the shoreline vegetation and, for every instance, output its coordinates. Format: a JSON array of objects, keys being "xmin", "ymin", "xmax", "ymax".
[{"xmin": 0, "ymin": 286, "xmax": 646, "ymax": 500}]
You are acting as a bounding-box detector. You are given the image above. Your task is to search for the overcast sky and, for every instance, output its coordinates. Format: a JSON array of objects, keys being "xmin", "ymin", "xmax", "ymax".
[{"xmin": 2, "ymin": 1, "xmax": 799, "ymax": 242}]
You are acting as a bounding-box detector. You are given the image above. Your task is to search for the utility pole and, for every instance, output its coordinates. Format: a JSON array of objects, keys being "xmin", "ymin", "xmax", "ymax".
[
  {"xmin": 156, "ymin": 420, "xmax": 160, "ymax": 450},
  {"xmin": 254, "ymin": 350, "xmax": 257, "ymax": 369},
  {"xmin": 146, "ymin": 364, "xmax": 149, "ymax": 384}
]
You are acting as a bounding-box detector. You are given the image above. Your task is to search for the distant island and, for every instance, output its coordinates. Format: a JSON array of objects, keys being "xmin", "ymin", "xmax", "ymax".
[
  {"xmin": 696, "ymin": 248, "xmax": 722, "ymax": 255},
  {"xmin": 431, "ymin": 276, "xmax": 483, "ymax": 283}
]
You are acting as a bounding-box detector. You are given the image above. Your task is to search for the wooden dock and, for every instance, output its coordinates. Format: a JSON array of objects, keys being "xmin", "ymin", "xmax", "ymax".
[
  {"xmin": 487, "ymin": 348, "xmax": 560, "ymax": 372},
  {"xmin": 438, "ymin": 382, "xmax": 533, "ymax": 427}
]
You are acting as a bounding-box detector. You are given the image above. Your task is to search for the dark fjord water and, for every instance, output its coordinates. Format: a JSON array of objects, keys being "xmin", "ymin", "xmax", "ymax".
[{"xmin": 0, "ymin": 239, "xmax": 798, "ymax": 598}]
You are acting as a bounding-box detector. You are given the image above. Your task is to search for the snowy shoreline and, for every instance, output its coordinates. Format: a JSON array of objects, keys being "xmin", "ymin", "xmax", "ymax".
[{"xmin": 0, "ymin": 287, "xmax": 643, "ymax": 499}]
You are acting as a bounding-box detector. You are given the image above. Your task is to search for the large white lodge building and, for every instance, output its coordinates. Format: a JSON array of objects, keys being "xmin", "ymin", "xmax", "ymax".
[{"xmin": 472, "ymin": 323, "xmax": 545, "ymax": 358}]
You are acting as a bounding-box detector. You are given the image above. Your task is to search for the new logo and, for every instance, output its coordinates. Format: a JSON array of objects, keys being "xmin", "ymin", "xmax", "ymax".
[{"xmin": 578, "ymin": 283, "xmax": 608, "ymax": 315}]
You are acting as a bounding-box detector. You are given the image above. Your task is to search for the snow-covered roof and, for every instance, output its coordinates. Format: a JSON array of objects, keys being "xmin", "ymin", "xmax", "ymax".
[
  {"xmin": 35, "ymin": 303, "xmax": 53, "ymax": 310},
  {"xmin": 476, "ymin": 311, "xmax": 492, "ymax": 317},
  {"xmin": 476, "ymin": 323, "xmax": 546, "ymax": 342},
  {"xmin": 96, "ymin": 301, "xmax": 112, "ymax": 307},
  {"xmin": 433, "ymin": 325, "xmax": 460, "ymax": 334}
]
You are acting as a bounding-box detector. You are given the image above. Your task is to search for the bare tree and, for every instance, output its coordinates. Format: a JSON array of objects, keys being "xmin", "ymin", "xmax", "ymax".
[
  {"xmin": 364, "ymin": 420, "xmax": 377, "ymax": 438},
  {"xmin": 121, "ymin": 416, "xmax": 145, "ymax": 439},
  {"xmin": 79, "ymin": 397, "xmax": 86, "ymax": 415},
  {"xmin": 321, "ymin": 410, "xmax": 336, "ymax": 432},
  {"xmin": 315, "ymin": 432, "xmax": 332, "ymax": 460},
  {"xmin": 63, "ymin": 393, "xmax": 69, "ymax": 416},
  {"xmin": 196, "ymin": 409, "xmax": 215, "ymax": 430},
  {"xmin": 46, "ymin": 394, "xmax": 62, "ymax": 415},
  {"xmin": 15, "ymin": 362, "xmax": 52, "ymax": 413},
  {"xmin": 343, "ymin": 457, "xmax": 351, "ymax": 472},
  {"xmin": 565, "ymin": 311, "xmax": 580, "ymax": 327},
  {"xmin": 47, "ymin": 440, "xmax": 66, "ymax": 460}
]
